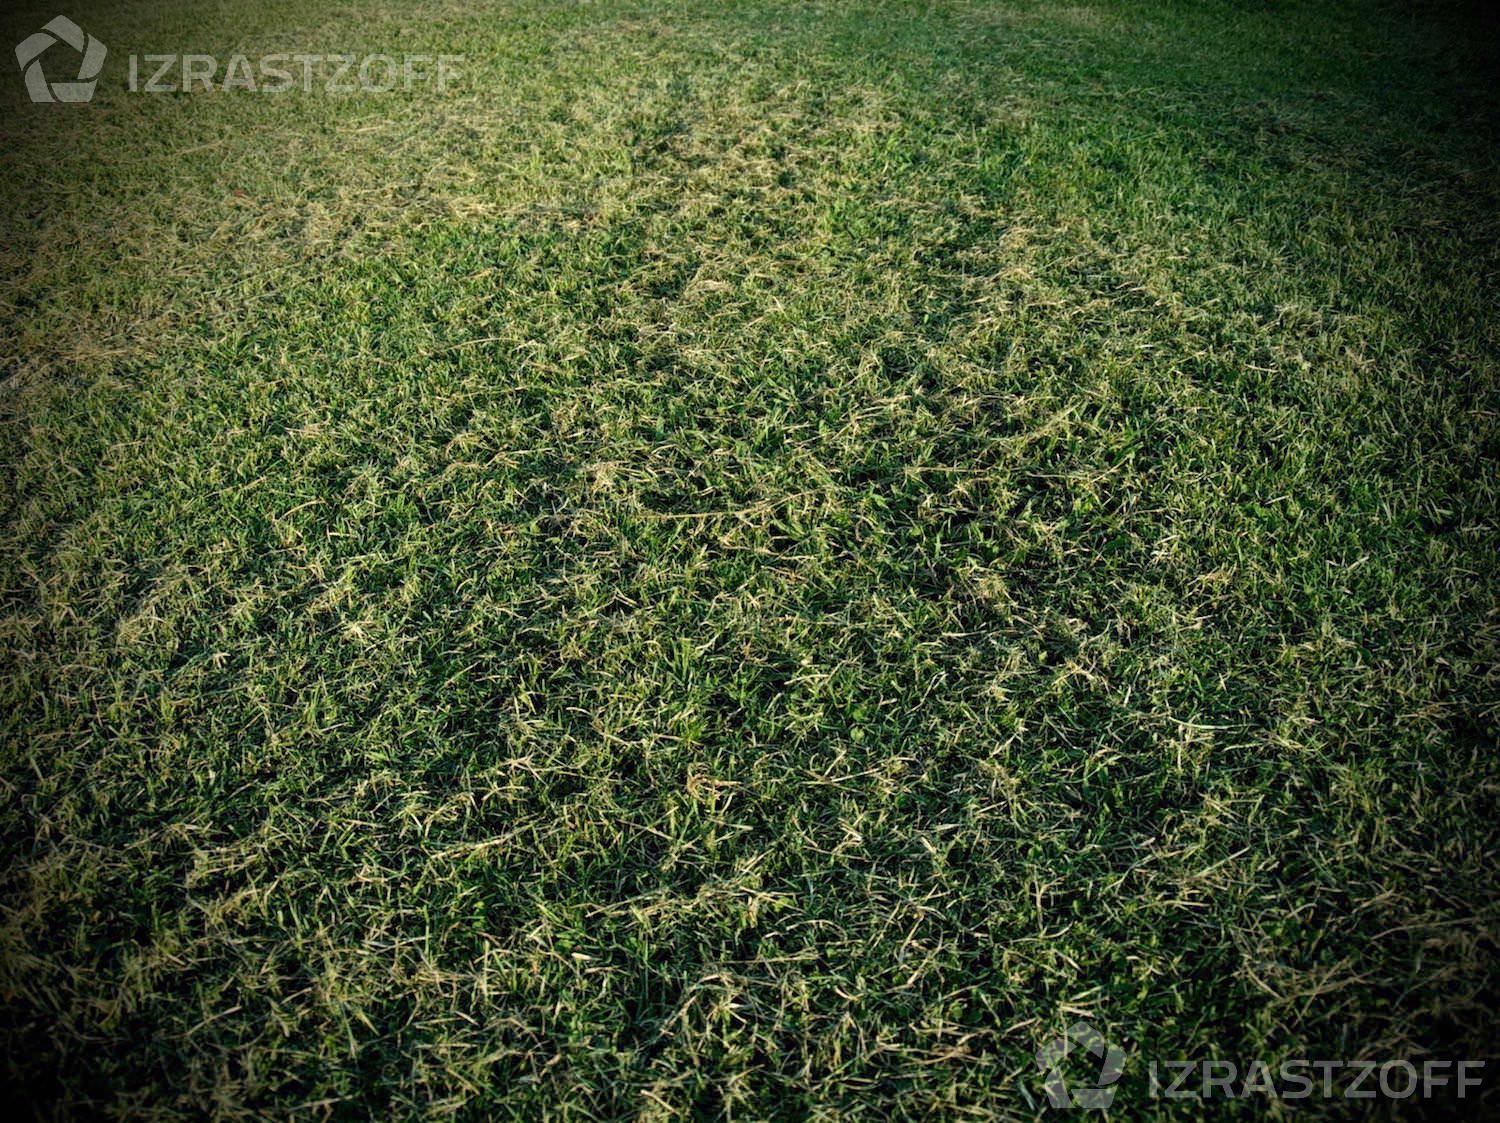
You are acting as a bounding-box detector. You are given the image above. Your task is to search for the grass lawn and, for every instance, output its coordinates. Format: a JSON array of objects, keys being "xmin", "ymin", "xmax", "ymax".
[{"xmin": 2, "ymin": 0, "xmax": 1497, "ymax": 1117}]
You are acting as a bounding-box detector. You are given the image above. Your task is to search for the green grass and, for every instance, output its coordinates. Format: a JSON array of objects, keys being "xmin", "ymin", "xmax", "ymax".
[{"xmin": 2, "ymin": 0, "xmax": 1497, "ymax": 1117}]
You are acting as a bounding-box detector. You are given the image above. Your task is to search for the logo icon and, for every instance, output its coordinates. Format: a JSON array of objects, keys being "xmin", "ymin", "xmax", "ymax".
[
  {"xmin": 1036, "ymin": 1021, "xmax": 1126, "ymax": 1109},
  {"xmin": 16, "ymin": 16, "xmax": 106, "ymax": 103}
]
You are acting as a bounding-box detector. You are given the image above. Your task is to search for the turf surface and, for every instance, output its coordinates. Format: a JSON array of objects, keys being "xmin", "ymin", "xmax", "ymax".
[{"xmin": 2, "ymin": 0, "xmax": 1498, "ymax": 1117}]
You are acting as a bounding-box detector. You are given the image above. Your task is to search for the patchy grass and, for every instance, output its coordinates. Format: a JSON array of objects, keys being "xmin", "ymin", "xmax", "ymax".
[{"xmin": 2, "ymin": 0, "xmax": 1497, "ymax": 1117}]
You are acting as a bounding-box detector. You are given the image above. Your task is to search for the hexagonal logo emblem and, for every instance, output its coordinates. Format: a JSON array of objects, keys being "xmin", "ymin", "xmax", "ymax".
[
  {"xmin": 1035, "ymin": 1020, "xmax": 1127, "ymax": 1109},
  {"xmin": 16, "ymin": 16, "xmax": 106, "ymax": 104}
]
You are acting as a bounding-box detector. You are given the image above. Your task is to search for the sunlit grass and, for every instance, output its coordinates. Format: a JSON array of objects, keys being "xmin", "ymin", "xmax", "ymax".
[{"xmin": 1, "ymin": 0, "xmax": 1497, "ymax": 1117}]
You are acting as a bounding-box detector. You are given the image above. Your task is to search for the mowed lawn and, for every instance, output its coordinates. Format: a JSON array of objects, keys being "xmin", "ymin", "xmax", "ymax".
[{"xmin": 2, "ymin": 0, "xmax": 1497, "ymax": 1117}]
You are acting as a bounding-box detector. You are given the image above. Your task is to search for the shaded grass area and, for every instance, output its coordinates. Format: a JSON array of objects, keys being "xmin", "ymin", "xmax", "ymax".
[{"xmin": 1, "ymin": 0, "xmax": 1497, "ymax": 1117}]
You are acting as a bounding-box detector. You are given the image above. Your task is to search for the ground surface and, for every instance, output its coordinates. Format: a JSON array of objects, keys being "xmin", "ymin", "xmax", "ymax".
[{"xmin": 2, "ymin": 1, "xmax": 1497, "ymax": 1118}]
